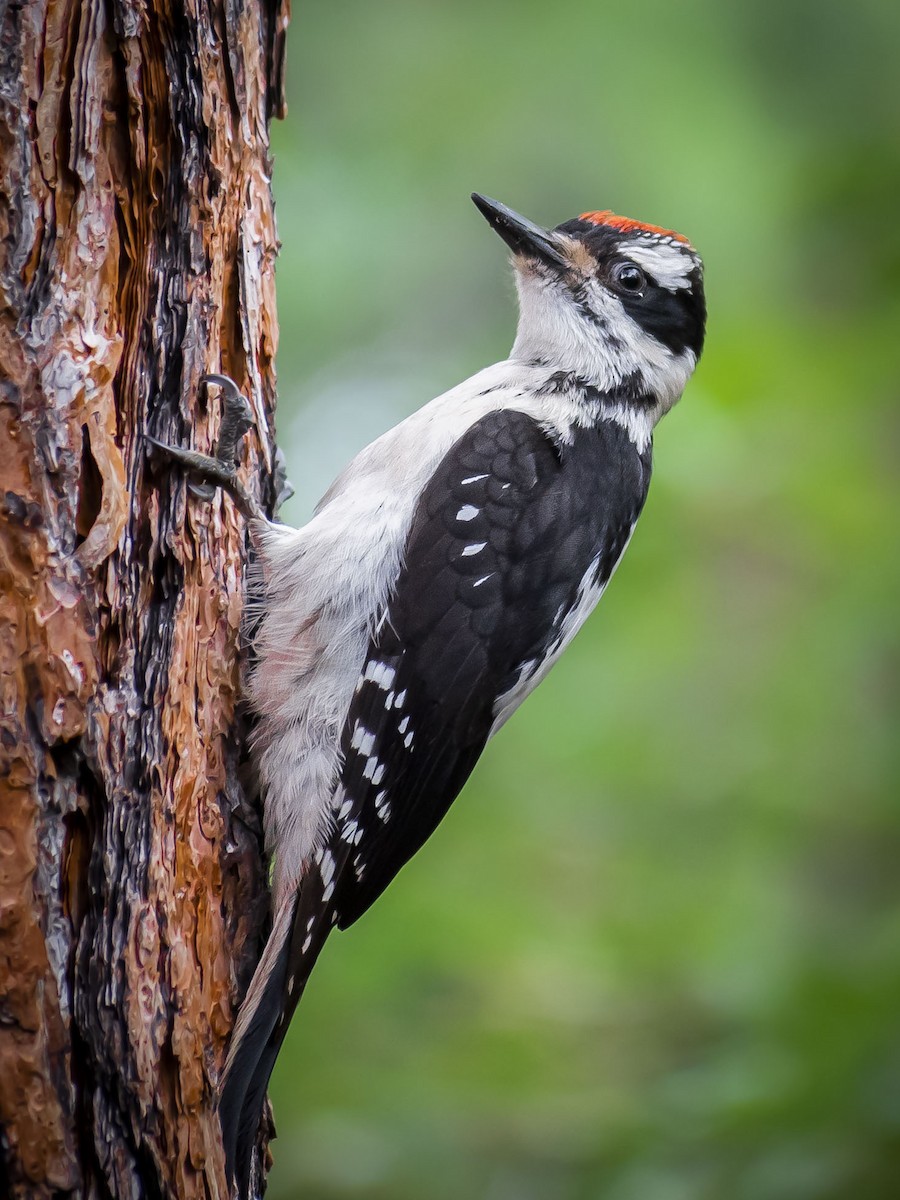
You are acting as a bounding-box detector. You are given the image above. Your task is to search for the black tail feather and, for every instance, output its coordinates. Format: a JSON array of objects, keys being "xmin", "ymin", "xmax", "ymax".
[{"xmin": 220, "ymin": 877, "xmax": 337, "ymax": 1196}]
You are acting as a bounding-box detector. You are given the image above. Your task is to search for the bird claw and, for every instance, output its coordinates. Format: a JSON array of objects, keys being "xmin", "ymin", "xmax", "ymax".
[{"xmin": 148, "ymin": 374, "xmax": 265, "ymax": 521}]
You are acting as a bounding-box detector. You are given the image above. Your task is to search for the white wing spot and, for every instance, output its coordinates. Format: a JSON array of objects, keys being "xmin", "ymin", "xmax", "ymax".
[
  {"xmin": 473, "ymin": 573, "xmax": 494, "ymax": 588},
  {"xmin": 461, "ymin": 473, "xmax": 489, "ymax": 485},
  {"xmin": 319, "ymin": 850, "xmax": 335, "ymax": 886},
  {"xmin": 456, "ymin": 504, "xmax": 479, "ymax": 522},
  {"xmin": 371, "ymin": 762, "xmax": 386, "ymax": 785},
  {"xmin": 322, "ymin": 882, "xmax": 335, "ymax": 902},
  {"xmin": 343, "ymin": 819, "xmax": 359, "ymax": 842},
  {"xmin": 302, "ymin": 935, "xmax": 312, "ymax": 953},
  {"xmin": 364, "ymin": 660, "xmax": 396, "ymax": 689},
  {"xmin": 404, "ymin": 732, "xmax": 414, "ymax": 748},
  {"xmin": 287, "ymin": 974, "xmax": 295, "ymax": 995},
  {"xmin": 461, "ymin": 542, "xmax": 487, "ymax": 557},
  {"xmin": 338, "ymin": 798, "xmax": 353, "ymax": 820},
  {"xmin": 363, "ymin": 756, "xmax": 379, "ymax": 781},
  {"xmin": 350, "ymin": 724, "xmax": 375, "ymax": 755},
  {"xmin": 394, "ymin": 690, "xmax": 407, "ymax": 708},
  {"xmin": 398, "ymin": 716, "xmax": 410, "ymax": 734}
]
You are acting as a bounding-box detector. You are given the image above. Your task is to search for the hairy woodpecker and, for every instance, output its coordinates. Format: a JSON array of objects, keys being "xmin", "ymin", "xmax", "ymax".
[{"xmin": 152, "ymin": 194, "xmax": 705, "ymax": 1194}]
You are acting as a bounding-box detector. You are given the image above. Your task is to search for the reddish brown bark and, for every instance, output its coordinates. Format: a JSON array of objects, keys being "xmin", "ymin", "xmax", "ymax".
[{"xmin": 0, "ymin": 1, "xmax": 289, "ymax": 1195}]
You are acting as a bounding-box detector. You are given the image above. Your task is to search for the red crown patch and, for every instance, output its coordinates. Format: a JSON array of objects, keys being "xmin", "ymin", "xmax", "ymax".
[{"xmin": 579, "ymin": 210, "xmax": 690, "ymax": 245}]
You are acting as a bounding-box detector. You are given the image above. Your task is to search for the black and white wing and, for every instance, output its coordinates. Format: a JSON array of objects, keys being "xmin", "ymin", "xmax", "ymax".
[
  {"xmin": 328, "ymin": 407, "xmax": 651, "ymax": 928},
  {"xmin": 221, "ymin": 407, "xmax": 651, "ymax": 1190}
]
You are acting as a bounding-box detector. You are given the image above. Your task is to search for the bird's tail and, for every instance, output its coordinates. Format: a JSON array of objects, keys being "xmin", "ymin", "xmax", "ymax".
[{"xmin": 219, "ymin": 878, "xmax": 334, "ymax": 1197}]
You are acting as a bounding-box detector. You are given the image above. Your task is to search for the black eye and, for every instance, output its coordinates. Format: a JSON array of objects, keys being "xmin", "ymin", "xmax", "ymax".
[{"xmin": 611, "ymin": 262, "xmax": 646, "ymax": 293}]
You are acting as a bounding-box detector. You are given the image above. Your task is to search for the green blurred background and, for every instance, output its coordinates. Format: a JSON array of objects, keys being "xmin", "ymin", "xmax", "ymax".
[{"xmin": 264, "ymin": 3, "xmax": 900, "ymax": 1197}]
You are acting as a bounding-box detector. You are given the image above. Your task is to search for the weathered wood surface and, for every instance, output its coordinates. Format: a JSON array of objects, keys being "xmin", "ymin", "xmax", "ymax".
[{"xmin": 0, "ymin": 1, "xmax": 289, "ymax": 1194}]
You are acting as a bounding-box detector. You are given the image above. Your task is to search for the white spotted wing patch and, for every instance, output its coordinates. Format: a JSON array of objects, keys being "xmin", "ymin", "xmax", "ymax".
[
  {"xmin": 363, "ymin": 660, "xmax": 397, "ymax": 689},
  {"xmin": 342, "ymin": 819, "xmax": 359, "ymax": 842},
  {"xmin": 362, "ymin": 757, "xmax": 386, "ymax": 784},
  {"xmin": 315, "ymin": 845, "xmax": 338, "ymax": 902},
  {"xmin": 342, "ymin": 819, "xmax": 364, "ymax": 845},
  {"xmin": 350, "ymin": 724, "xmax": 376, "ymax": 755},
  {"xmin": 317, "ymin": 408, "xmax": 650, "ymax": 934},
  {"xmin": 315, "ymin": 847, "xmax": 335, "ymax": 882},
  {"xmin": 374, "ymin": 791, "xmax": 392, "ymax": 821}
]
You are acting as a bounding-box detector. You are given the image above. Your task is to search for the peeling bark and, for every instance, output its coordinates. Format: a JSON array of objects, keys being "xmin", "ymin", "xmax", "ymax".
[{"xmin": 0, "ymin": 1, "xmax": 289, "ymax": 1195}]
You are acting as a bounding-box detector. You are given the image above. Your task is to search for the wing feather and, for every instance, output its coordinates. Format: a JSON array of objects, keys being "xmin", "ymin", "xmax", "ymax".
[{"xmin": 321, "ymin": 409, "xmax": 650, "ymax": 928}]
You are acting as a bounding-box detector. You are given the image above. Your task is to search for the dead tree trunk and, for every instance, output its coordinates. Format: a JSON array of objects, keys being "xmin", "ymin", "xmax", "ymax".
[{"xmin": 0, "ymin": 1, "xmax": 289, "ymax": 1195}]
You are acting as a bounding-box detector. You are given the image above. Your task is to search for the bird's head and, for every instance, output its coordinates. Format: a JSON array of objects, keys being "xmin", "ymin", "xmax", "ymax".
[{"xmin": 472, "ymin": 193, "xmax": 706, "ymax": 414}]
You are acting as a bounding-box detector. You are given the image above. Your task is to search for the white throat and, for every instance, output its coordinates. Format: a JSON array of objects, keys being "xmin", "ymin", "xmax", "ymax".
[{"xmin": 509, "ymin": 269, "xmax": 696, "ymax": 444}]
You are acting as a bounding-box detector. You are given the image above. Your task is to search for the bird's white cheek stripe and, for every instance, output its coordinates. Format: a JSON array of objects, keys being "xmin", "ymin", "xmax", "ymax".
[{"xmin": 622, "ymin": 242, "xmax": 695, "ymax": 292}]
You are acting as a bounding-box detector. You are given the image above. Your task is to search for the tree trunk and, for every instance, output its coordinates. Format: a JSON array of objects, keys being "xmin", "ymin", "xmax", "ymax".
[{"xmin": 0, "ymin": 1, "xmax": 289, "ymax": 1195}]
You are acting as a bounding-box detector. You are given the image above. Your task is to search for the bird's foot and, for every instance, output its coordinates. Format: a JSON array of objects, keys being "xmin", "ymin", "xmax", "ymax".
[{"xmin": 148, "ymin": 374, "xmax": 264, "ymax": 521}]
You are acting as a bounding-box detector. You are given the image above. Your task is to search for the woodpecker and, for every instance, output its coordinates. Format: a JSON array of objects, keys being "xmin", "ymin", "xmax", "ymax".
[{"xmin": 152, "ymin": 194, "xmax": 705, "ymax": 1195}]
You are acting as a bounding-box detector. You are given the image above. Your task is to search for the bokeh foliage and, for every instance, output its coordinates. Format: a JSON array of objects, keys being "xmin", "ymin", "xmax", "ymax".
[{"xmin": 265, "ymin": 2, "xmax": 900, "ymax": 1196}]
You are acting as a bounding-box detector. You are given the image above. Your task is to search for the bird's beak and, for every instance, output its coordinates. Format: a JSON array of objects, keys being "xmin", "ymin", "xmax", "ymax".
[{"xmin": 471, "ymin": 193, "xmax": 569, "ymax": 273}]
